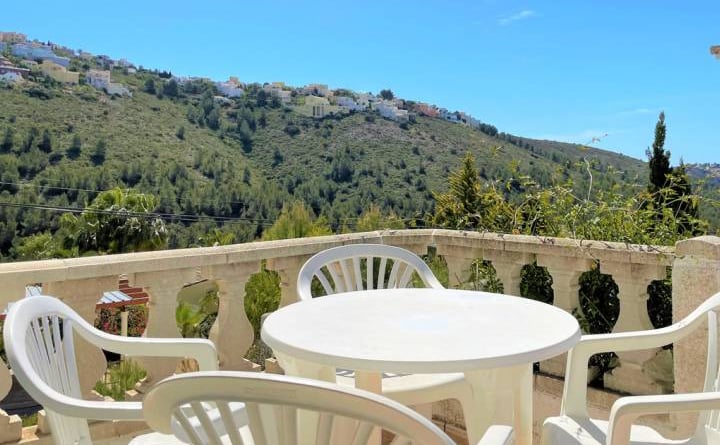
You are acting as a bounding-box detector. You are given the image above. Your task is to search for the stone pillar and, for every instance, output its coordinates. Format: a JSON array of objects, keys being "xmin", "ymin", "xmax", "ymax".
[
  {"xmin": 209, "ymin": 261, "xmax": 260, "ymax": 370},
  {"xmin": 536, "ymin": 255, "xmax": 594, "ymax": 377},
  {"xmin": 672, "ymin": 236, "xmax": 720, "ymax": 434},
  {"xmin": 0, "ymin": 408, "xmax": 21, "ymax": 444},
  {"xmin": 0, "ymin": 357, "xmax": 21, "ymax": 443},
  {"xmin": 601, "ymin": 261, "xmax": 667, "ymax": 395},
  {"xmin": 45, "ymin": 276, "xmax": 118, "ymax": 398},
  {"xmin": 130, "ymin": 268, "xmax": 198, "ymax": 383},
  {"xmin": 436, "ymin": 245, "xmax": 482, "ymax": 288},
  {"xmin": 266, "ymin": 255, "xmax": 311, "ymax": 307},
  {"xmin": 482, "ymin": 250, "xmax": 534, "ymax": 296}
]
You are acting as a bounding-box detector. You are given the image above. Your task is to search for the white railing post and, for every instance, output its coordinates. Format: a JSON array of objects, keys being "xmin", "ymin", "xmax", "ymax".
[
  {"xmin": 129, "ymin": 268, "xmax": 198, "ymax": 383},
  {"xmin": 600, "ymin": 261, "xmax": 667, "ymax": 394},
  {"xmin": 672, "ymin": 236, "xmax": 720, "ymax": 435},
  {"xmin": 535, "ymin": 255, "xmax": 594, "ymax": 376},
  {"xmin": 208, "ymin": 261, "xmax": 261, "ymax": 370},
  {"xmin": 266, "ymin": 255, "xmax": 312, "ymax": 307}
]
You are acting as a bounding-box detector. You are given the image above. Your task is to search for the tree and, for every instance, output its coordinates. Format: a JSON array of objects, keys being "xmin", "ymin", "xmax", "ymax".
[
  {"xmin": 59, "ymin": 188, "xmax": 167, "ymax": 254},
  {"xmin": 175, "ymin": 126, "xmax": 185, "ymax": 140},
  {"xmin": 256, "ymin": 89, "xmax": 268, "ymax": 107},
  {"xmin": 379, "ymin": 89, "xmax": 394, "ymax": 100},
  {"xmin": 646, "ymin": 111, "xmax": 671, "ymax": 193},
  {"xmin": 22, "ymin": 127, "xmax": 39, "ymax": 153},
  {"xmin": 352, "ymin": 205, "xmax": 405, "ymax": 232},
  {"xmin": 143, "ymin": 78, "xmax": 156, "ymax": 94},
  {"xmin": 206, "ymin": 108, "xmax": 220, "ymax": 130},
  {"xmin": 91, "ymin": 139, "xmax": 107, "ymax": 165},
  {"xmin": 262, "ymin": 201, "xmax": 332, "ymax": 241},
  {"xmin": 162, "ymin": 79, "xmax": 179, "ymax": 98},
  {"xmin": 0, "ymin": 128, "xmax": 13, "ymax": 153},
  {"xmin": 645, "ymin": 112, "xmax": 700, "ymax": 234},
  {"xmin": 431, "ymin": 152, "xmax": 513, "ymax": 231},
  {"xmin": 38, "ymin": 129, "xmax": 52, "ymax": 153},
  {"xmin": 67, "ymin": 134, "xmax": 82, "ymax": 159}
]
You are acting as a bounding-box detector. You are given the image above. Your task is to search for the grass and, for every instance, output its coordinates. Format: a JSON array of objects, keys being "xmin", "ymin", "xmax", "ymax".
[
  {"xmin": 20, "ymin": 412, "xmax": 38, "ymax": 427},
  {"xmin": 93, "ymin": 359, "xmax": 147, "ymax": 401}
]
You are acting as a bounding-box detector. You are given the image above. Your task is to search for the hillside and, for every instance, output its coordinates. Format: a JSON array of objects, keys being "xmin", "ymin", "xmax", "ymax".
[{"xmin": 0, "ymin": 49, "xmax": 652, "ymax": 258}]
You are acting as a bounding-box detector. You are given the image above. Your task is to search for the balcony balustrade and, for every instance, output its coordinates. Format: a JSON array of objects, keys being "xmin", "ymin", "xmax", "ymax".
[{"xmin": 0, "ymin": 229, "xmax": 717, "ymax": 444}]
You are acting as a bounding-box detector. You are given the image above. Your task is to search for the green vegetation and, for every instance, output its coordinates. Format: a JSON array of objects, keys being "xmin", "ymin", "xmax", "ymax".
[
  {"xmin": 0, "ymin": 61, "xmax": 663, "ymax": 261},
  {"xmin": 176, "ymin": 290, "xmax": 219, "ymax": 339},
  {"xmin": 93, "ymin": 359, "xmax": 146, "ymax": 401}
]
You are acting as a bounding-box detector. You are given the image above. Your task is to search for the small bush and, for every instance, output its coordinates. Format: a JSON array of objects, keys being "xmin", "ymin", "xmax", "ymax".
[{"xmin": 94, "ymin": 360, "xmax": 147, "ymax": 401}]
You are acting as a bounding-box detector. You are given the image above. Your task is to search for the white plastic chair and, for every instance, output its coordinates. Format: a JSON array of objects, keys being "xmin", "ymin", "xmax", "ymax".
[
  {"xmin": 138, "ymin": 370, "xmax": 515, "ymax": 445},
  {"xmin": 3, "ymin": 295, "xmax": 243, "ymax": 445},
  {"xmin": 543, "ymin": 291, "xmax": 720, "ymax": 445},
  {"xmin": 296, "ymin": 244, "xmax": 474, "ymax": 418}
]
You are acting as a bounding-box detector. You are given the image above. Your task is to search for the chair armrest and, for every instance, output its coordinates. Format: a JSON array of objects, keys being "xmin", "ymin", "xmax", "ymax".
[
  {"xmin": 75, "ymin": 325, "xmax": 219, "ymax": 371},
  {"xmin": 37, "ymin": 388, "xmax": 144, "ymax": 421},
  {"xmin": 607, "ymin": 392, "xmax": 720, "ymax": 445},
  {"xmin": 475, "ymin": 425, "xmax": 514, "ymax": 445},
  {"xmin": 562, "ymin": 313, "xmax": 708, "ymax": 418}
]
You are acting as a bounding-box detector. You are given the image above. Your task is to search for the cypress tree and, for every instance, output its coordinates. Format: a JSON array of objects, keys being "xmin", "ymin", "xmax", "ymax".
[{"xmin": 646, "ymin": 111, "xmax": 671, "ymax": 193}]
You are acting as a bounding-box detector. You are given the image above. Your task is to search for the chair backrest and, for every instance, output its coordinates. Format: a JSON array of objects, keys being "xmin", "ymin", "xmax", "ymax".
[
  {"xmin": 3, "ymin": 295, "xmax": 99, "ymax": 445},
  {"xmin": 143, "ymin": 371, "xmax": 457, "ymax": 445},
  {"xmin": 297, "ymin": 244, "xmax": 443, "ymax": 300},
  {"xmin": 700, "ymin": 308, "xmax": 720, "ymax": 441}
]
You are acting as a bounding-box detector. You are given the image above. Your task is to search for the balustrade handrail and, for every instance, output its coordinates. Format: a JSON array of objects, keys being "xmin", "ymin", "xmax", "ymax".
[
  {"xmin": 0, "ymin": 229, "xmax": 674, "ymax": 286},
  {"xmin": 0, "ymin": 229, "xmax": 682, "ymax": 444}
]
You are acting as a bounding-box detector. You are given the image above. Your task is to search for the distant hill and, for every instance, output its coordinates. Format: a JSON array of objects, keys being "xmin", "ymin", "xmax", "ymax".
[{"xmin": 0, "ymin": 38, "xmax": 656, "ymax": 258}]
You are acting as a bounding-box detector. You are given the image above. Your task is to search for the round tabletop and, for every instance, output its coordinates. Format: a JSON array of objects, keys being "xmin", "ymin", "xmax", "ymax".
[{"xmin": 262, "ymin": 288, "xmax": 581, "ymax": 374}]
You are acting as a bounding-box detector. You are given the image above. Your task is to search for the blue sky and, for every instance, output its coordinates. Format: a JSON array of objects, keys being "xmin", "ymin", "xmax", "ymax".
[{"xmin": 2, "ymin": 1, "xmax": 718, "ymax": 164}]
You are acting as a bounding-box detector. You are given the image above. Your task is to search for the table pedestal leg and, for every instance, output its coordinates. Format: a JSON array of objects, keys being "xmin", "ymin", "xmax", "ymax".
[
  {"xmin": 464, "ymin": 363, "xmax": 533, "ymax": 445},
  {"xmin": 275, "ymin": 353, "xmax": 336, "ymax": 445},
  {"xmin": 355, "ymin": 370, "xmax": 382, "ymax": 445}
]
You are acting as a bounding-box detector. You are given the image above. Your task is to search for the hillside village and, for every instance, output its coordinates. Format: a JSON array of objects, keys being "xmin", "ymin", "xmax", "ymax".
[{"xmin": 0, "ymin": 31, "xmax": 495, "ymax": 131}]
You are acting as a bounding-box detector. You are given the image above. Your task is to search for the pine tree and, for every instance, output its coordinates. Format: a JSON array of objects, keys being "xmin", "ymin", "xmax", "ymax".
[
  {"xmin": 0, "ymin": 128, "xmax": 13, "ymax": 153},
  {"xmin": 67, "ymin": 135, "xmax": 82, "ymax": 159},
  {"xmin": 646, "ymin": 111, "xmax": 671, "ymax": 193},
  {"xmin": 38, "ymin": 129, "xmax": 53, "ymax": 153},
  {"xmin": 143, "ymin": 78, "xmax": 156, "ymax": 94},
  {"xmin": 91, "ymin": 139, "xmax": 106, "ymax": 165}
]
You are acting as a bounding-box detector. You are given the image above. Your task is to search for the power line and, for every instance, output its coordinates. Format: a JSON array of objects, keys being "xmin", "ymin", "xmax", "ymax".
[
  {"xmin": 0, "ymin": 201, "xmax": 276, "ymax": 227},
  {"xmin": 0, "ymin": 180, "xmax": 260, "ymax": 210}
]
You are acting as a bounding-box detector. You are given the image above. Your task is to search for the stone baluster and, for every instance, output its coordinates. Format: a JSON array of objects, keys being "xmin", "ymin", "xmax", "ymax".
[
  {"xmin": 0, "ymin": 281, "xmax": 24, "ymax": 403},
  {"xmin": 0, "ymin": 358, "xmax": 21, "ymax": 444},
  {"xmin": 266, "ymin": 255, "xmax": 312, "ymax": 307},
  {"xmin": 436, "ymin": 245, "xmax": 482, "ymax": 288},
  {"xmin": 671, "ymin": 236, "xmax": 720, "ymax": 435},
  {"xmin": 130, "ymin": 268, "xmax": 198, "ymax": 383},
  {"xmin": 208, "ymin": 261, "xmax": 261, "ymax": 370},
  {"xmin": 482, "ymin": 250, "xmax": 534, "ymax": 296},
  {"xmin": 535, "ymin": 255, "xmax": 594, "ymax": 376},
  {"xmin": 600, "ymin": 261, "xmax": 667, "ymax": 395},
  {"xmin": 1, "ymin": 282, "xmax": 39, "ymax": 443},
  {"xmin": 44, "ymin": 277, "xmax": 118, "ymax": 398}
]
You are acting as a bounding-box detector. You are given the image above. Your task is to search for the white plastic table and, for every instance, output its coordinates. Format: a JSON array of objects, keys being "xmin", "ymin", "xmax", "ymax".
[{"xmin": 262, "ymin": 288, "xmax": 581, "ymax": 445}]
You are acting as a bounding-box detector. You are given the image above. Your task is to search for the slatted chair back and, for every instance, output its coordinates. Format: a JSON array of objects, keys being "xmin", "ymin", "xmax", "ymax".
[
  {"xmin": 143, "ymin": 371, "xmax": 457, "ymax": 445},
  {"xmin": 699, "ymin": 309, "xmax": 720, "ymax": 442},
  {"xmin": 4, "ymin": 296, "xmax": 92, "ymax": 444},
  {"xmin": 297, "ymin": 244, "xmax": 443, "ymax": 300}
]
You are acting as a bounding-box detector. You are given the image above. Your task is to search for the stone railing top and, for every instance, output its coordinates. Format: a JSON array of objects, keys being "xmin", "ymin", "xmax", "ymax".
[
  {"xmin": 430, "ymin": 229, "xmax": 674, "ymax": 266},
  {"xmin": 0, "ymin": 229, "xmax": 674, "ymax": 288}
]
